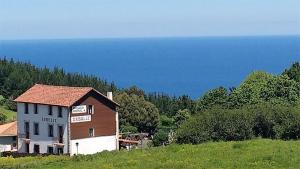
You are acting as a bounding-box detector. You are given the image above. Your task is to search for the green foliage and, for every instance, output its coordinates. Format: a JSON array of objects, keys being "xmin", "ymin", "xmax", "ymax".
[
  {"xmin": 0, "ymin": 106, "xmax": 15, "ymax": 123},
  {"xmin": 196, "ymin": 87, "xmax": 229, "ymax": 111},
  {"xmin": 120, "ymin": 124, "xmax": 138, "ymax": 133},
  {"xmin": 251, "ymin": 103, "xmax": 300, "ymax": 139},
  {"xmin": 176, "ymin": 107, "xmax": 254, "ymax": 144},
  {"xmin": 124, "ymin": 86, "xmax": 145, "ymax": 97},
  {"xmin": 114, "ymin": 92, "xmax": 160, "ymax": 134},
  {"xmin": 0, "ymin": 112, "xmax": 7, "ymax": 124},
  {"xmin": 197, "ymin": 70, "xmax": 300, "ymax": 111},
  {"xmin": 177, "ymin": 102, "xmax": 300, "ymax": 144},
  {"xmin": 146, "ymin": 93, "xmax": 196, "ymax": 116},
  {"xmin": 1, "ymin": 139, "xmax": 300, "ymax": 169},
  {"xmin": 152, "ymin": 129, "xmax": 169, "ymax": 146},
  {"xmin": 229, "ymin": 72, "xmax": 300, "ymax": 108},
  {"xmin": 174, "ymin": 109, "xmax": 191, "ymax": 128},
  {"xmin": 283, "ymin": 62, "xmax": 300, "ymax": 82},
  {"xmin": 159, "ymin": 115, "xmax": 175, "ymax": 129},
  {"xmin": 0, "ymin": 95, "xmax": 4, "ymax": 102},
  {"xmin": 229, "ymin": 71, "xmax": 273, "ymax": 107},
  {"xmin": 176, "ymin": 103, "xmax": 300, "ymax": 144}
]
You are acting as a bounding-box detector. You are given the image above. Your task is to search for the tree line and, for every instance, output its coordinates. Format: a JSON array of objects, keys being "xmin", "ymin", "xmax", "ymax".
[{"xmin": 176, "ymin": 62, "xmax": 300, "ymax": 144}]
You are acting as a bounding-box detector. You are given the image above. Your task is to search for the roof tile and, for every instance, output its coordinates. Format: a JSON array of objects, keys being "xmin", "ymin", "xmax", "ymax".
[
  {"xmin": 0, "ymin": 121, "xmax": 17, "ymax": 136},
  {"xmin": 14, "ymin": 84, "xmax": 93, "ymax": 107}
]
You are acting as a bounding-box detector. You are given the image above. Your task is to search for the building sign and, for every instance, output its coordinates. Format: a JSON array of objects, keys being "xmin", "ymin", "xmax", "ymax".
[
  {"xmin": 72, "ymin": 105, "xmax": 86, "ymax": 114},
  {"xmin": 71, "ymin": 115, "xmax": 91, "ymax": 123},
  {"xmin": 42, "ymin": 117, "xmax": 57, "ymax": 123}
]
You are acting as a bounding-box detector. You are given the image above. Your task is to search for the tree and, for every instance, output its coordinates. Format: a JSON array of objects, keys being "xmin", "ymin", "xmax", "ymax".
[
  {"xmin": 283, "ymin": 62, "xmax": 300, "ymax": 82},
  {"xmin": 229, "ymin": 71, "xmax": 300, "ymax": 108},
  {"xmin": 196, "ymin": 87, "xmax": 229, "ymax": 111},
  {"xmin": 124, "ymin": 86, "xmax": 145, "ymax": 97},
  {"xmin": 114, "ymin": 92, "xmax": 160, "ymax": 134},
  {"xmin": 174, "ymin": 109, "xmax": 191, "ymax": 128},
  {"xmin": 0, "ymin": 112, "xmax": 7, "ymax": 124}
]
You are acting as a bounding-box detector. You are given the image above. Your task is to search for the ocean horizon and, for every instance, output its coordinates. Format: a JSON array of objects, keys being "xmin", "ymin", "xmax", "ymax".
[{"xmin": 0, "ymin": 36, "xmax": 300, "ymax": 99}]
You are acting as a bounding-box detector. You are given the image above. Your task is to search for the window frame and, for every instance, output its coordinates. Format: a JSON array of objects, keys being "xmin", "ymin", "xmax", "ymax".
[
  {"xmin": 58, "ymin": 106, "xmax": 63, "ymax": 118},
  {"xmin": 34, "ymin": 104, "xmax": 38, "ymax": 114},
  {"xmin": 33, "ymin": 122, "xmax": 39, "ymax": 135},
  {"xmin": 24, "ymin": 103, "xmax": 29, "ymax": 114},
  {"xmin": 24, "ymin": 121, "xmax": 30, "ymax": 138},
  {"xmin": 88, "ymin": 105, "xmax": 94, "ymax": 114},
  {"xmin": 25, "ymin": 143, "xmax": 30, "ymax": 153},
  {"xmin": 33, "ymin": 144, "xmax": 40, "ymax": 154},
  {"xmin": 88, "ymin": 128, "xmax": 94, "ymax": 137},
  {"xmin": 48, "ymin": 105, "xmax": 53, "ymax": 116},
  {"xmin": 48, "ymin": 124, "xmax": 54, "ymax": 137},
  {"xmin": 47, "ymin": 146, "xmax": 54, "ymax": 154}
]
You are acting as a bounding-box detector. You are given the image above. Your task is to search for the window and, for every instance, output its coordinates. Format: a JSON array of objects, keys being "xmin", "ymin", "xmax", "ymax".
[
  {"xmin": 12, "ymin": 136, "xmax": 16, "ymax": 141},
  {"xmin": 57, "ymin": 147, "xmax": 64, "ymax": 155},
  {"xmin": 25, "ymin": 143, "xmax": 29, "ymax": 153},
  {"xmin": 58, "ymin": 107, "xmax": 63, "ymax": 118},
  {"xmin": 34, "ymin": 104, "xmax": 38, "ymax": 114},
  {"xmin": 88, "ymin": 128, "xmax": 94, "ymax": 137},
  {"xmin": 47, "ymin": 146, "xmax": 54, "ymax": 154},
  {"xmin": 88, "ymin": 105, "xmax": 94, "ymax": 114},
  {"xmin": 58, "ymin": 125, "xmax": 64, "ymax": 143},
  {"xmin": 48, "ymin": 125, "xmax": 53, "ymax": 137},
  {"xmin": 34, "ymin": 144, "xmax": 40, "ymax": 154},
  {"xmin": 34, "ymin": 123, "xmax": 39, "ymax": 135},
  {"xmin": 24, "ymin": 103, "xmax": 28, "ymax": 114},
  {"xmin": 24, "ymin": 122, "xmax": 30, "ymax": 139},
  {"xmin": 48, "ymin": 105, "xmax": 53, "ymax": 115}
]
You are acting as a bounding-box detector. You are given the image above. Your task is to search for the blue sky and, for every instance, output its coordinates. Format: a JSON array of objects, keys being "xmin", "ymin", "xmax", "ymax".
[{"xmin": 0, "ymin": 0, "xmax": 299, "ymax": 39}]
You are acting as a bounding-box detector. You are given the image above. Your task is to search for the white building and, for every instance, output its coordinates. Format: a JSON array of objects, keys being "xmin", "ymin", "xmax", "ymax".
[
  {"xmin": 0, "ymin": 121, "xmax": 17, "ymax": 152},
  {"xmin": 14, "ymin": 84, "xmax": 119, "ymax": 155}
]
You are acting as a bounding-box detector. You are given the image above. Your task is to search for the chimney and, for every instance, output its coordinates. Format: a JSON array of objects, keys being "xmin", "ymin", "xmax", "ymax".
[{"xmin": 107, "ymin": 92, "xmax": 113, "ymax": 100}]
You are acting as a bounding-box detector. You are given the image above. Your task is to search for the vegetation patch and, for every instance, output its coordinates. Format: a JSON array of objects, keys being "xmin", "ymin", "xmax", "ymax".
[{"xmin": 1, "ymin": 139, "xmax": 300, "ymax": 169}]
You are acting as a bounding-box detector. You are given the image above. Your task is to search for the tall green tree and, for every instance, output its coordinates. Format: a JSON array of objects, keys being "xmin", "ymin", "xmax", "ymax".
[
  {"xmin": 283, "ymin": 62, "xmax": 300, "ymax": 82},
  {"xmin": 114, "ymin": 92, "xmax": 160, "ymax": 134},
  {"xmin": 229, "ymin": 71, "xmax": 300, "ymax": 108},
  {"xmin": 196, "ymin": 87, "xmax": 229, "ymax": 112}
]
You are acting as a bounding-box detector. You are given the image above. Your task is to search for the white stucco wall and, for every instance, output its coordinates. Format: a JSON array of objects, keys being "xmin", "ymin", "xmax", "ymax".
[
  {"xmin": 70, "ymin": 135, "xmax": 117, "ymax": 155},
  {"xmin": 0, "ymin": 136, "xmax": 16, "ymax": 152},
  {"xmin": 17, "ymin": 103, "xmax": 69, "ymax": 154}
]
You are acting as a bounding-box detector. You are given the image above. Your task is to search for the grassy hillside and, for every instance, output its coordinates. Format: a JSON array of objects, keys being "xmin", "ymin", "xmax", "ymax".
[
  {"xmin": 1, "ymin": 139, "xmax": 300, "ymax": 169},
  {"xmin": 0, "ymin": 95, "xmax": 16, "ymax": 122},
  {"xmin": 0, "ymin": 106, "xmax": 16, "ymax": 122}
]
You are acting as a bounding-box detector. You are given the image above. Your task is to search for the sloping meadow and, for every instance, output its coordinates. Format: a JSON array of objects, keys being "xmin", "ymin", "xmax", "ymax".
[{"xmin": 1, "ymin": 139, "xmax": 300, "ymax": 169}]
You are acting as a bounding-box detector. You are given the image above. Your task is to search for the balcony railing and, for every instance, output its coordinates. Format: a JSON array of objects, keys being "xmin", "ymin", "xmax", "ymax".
[{"xmin": 18, "ymin": 133, "xmax": 31, "ymax": 143}]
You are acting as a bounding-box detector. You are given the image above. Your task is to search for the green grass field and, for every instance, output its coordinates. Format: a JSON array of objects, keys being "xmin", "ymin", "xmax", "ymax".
[
  {"xmin": 1, "ymin": 139, "xmax": 300, "ymax": 169},
  {"xmin": 0, "ymin": 106, "xmax": 16, "ymax": 122}
]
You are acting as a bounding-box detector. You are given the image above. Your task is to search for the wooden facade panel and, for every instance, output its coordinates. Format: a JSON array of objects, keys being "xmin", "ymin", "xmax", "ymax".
[{"xmin": 70, "ymin": 91, "xmax": 116, "ymax": 140}]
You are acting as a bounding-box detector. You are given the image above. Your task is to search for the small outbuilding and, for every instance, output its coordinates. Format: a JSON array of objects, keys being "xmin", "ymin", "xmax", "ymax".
[{"xmin": 0, "ymin": 121, "xmax": 17, "ymax": 152}]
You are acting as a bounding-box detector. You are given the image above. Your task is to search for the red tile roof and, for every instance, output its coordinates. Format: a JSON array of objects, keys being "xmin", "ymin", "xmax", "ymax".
[
  {"xmin": 14, "ymin": 84, "xmax": 118, "ymax": 107},
  {"xmin": 0, "ymin": 121, "xmax": 17, "ymax": 136}
]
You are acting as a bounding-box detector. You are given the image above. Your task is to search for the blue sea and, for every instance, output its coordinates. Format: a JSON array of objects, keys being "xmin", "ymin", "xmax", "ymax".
[{"xmin": 0, "ymin": 36, "xmax": 300, "ymax": 99}]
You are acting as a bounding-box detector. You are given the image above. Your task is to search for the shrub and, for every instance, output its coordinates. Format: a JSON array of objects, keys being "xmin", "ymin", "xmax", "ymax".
[
  {"xmin": 153, "ymin": 129, "xmax": 169, "ymax": 146},
  {"xmin": 176, "ymin": 108, "xmax": 254, "ymax": 144},
  {"xmin": 251, "ymin": 103, "xmax": 300, "ymax": 139},
  {"xmin": 176, "ymin": 103, "xmax": 300, "ymax": 144}
]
